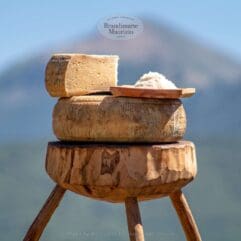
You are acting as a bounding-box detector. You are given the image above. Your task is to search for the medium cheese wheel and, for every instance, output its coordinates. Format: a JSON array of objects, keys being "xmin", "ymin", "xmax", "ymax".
[
  {"xmin": 45, "ymin": 141, "xmax": 197, "ymax": 203},
  {"xmin": 45, "ymin": 54, "xmax": 119, "ymax": 97},
  {"xmin": 52, "ymin": 95, "xmax": 186, "ymax": 142}
]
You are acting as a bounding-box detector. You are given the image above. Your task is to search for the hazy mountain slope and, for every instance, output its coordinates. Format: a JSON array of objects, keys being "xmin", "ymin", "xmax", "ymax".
[{"xmin": 0, "ymin": 19, "xmax": 241, "ymax": 141}]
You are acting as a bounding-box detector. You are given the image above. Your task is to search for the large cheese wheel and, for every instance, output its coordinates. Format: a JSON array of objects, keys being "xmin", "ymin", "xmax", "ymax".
[
  {"xmin": 52, "ymin": 95, "xmax": 186, "ymax": 142},
  {"xmin": 46, "ymin": 141, "xmax": 197, "ymax": 203}
]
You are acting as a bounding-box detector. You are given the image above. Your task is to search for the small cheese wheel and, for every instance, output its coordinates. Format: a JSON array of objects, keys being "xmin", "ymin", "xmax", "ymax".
[
  {"xmin": 45, "ymin": 54, "xmax": 119, "ymax": 97},
  {"xmin": 52, "ymin": 95, "xmax": 186, "ymax": 142}
]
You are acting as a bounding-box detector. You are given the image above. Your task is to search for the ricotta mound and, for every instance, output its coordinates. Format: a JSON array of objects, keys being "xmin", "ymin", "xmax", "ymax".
[{"xmin": 135, "ymin": 72, "xmax": 177, "ymax": 89}]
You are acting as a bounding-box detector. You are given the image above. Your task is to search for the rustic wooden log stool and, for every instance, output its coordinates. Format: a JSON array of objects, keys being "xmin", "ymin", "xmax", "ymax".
[
  {"xmin": 23, "ymin": 140, "xmax": 202, "ymax": 241},
  {"xmin": 23, "ymin": 54, "xmax": 201, "ymax": 240}
]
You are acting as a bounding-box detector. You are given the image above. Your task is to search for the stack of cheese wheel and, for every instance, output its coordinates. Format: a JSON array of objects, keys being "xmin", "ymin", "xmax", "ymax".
[{"xmin": 45, "ymin": 54, "xmax": 186, "ymax": 143}]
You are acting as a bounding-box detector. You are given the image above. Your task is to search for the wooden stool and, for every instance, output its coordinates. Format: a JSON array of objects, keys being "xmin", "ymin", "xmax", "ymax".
[{"xmin": 23, "ymin": 141, "xmax": 202, "ymax": 241}]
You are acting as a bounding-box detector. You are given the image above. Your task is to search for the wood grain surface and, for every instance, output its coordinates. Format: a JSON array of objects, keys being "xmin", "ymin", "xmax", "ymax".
[
  {"xmin": 125, "ymin": 197, "xmax": 145, "ymax": 241},
  {"xmin": 23, "ymin": 185, "xmax": 66, "ymax": 241},
  {"xmin": 110, "ymin": 86, "xmax": 195, "ymax": 99},
  {"xmin": 45, "ymin": 141, "xmax": 197, "ymax": 203},
  {"xmin": 170, "ymin": 190, "xmax": 202, "ymax": 241}
]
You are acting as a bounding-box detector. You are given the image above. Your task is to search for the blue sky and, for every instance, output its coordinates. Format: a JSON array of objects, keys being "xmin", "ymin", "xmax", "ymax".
[{"xmin": 1, "ymin": 0, "xmax": 241, "ymax": 72}]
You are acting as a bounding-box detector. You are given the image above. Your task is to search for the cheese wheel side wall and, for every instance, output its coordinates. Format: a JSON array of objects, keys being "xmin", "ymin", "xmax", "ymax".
[{"xmin": 52, "ymin": 95, "xmax": 186, "ymax": 142}]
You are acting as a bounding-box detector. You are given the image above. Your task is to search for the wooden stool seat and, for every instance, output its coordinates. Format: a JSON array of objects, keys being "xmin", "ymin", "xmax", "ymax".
[
  {"xmin": 23, "ymin": 141, "xmax": 202, "ymax": 241},
  {"xmin": 46, "ymin": 141, "xmax": 197, "ymax": 203}
]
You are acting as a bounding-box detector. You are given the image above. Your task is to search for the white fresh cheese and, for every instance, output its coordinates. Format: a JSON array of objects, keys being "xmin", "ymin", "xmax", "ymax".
[{"xmin": 135, "ymin": 72, "xmax": 177, "ymax": 89}]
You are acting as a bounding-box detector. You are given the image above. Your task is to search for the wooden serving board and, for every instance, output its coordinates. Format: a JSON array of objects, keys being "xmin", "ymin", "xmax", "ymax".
[{"xmin": 110, "ymin": 86, "xmax": 195, "ymax": 99}]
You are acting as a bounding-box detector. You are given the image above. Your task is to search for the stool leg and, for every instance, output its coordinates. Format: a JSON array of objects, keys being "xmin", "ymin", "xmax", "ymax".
[
  {"xmin": 124, "ymin": 197, "xmax": 145, "ymax": 241},
  {"xmin": 23, "ymin": 184, "xmax": 66, "ymax": 241},
  {"xmin": 170, "ymin": 190, "xmax": 202, "ymax": 241}
]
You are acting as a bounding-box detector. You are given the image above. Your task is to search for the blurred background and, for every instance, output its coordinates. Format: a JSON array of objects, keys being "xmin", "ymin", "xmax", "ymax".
[{"xmin": 1, "ymin": 0, "xmax": 241, "ymax": 240}]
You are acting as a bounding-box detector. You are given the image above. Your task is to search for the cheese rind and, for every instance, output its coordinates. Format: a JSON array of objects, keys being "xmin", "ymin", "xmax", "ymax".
[
  {"xmin": 45, "ymin": 54, "xmax": 119, "ymax": 97},
  {"xmin": 52, "ymin": 95, "xmax": 186, "ymax": 142}
]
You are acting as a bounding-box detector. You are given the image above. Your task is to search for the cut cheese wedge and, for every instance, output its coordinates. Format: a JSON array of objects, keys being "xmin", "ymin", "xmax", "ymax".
[{"xmin": 45, "ymin": 54, "xmax": 119, "ymax": 97}]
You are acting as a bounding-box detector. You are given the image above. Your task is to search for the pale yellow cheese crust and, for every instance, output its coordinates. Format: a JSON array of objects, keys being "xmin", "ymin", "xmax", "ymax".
[{"xmin": 45, "ymin": 54, "xmax": 119, "ymax": 97}]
